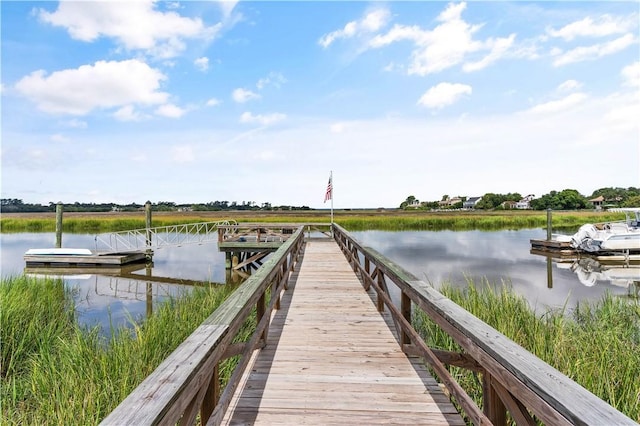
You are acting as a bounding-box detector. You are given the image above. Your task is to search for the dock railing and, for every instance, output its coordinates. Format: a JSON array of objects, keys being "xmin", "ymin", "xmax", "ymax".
[
  {"xmin": 332, "ymin": 223, "xmax": 636, "ymax": 426},
  {"xmin": 100, "ymin": 226, "xmax": 306, "ymax": 426}
]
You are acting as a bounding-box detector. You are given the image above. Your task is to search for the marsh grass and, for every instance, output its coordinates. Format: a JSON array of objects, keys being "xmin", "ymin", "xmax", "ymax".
[
  {"xmin": 0, "ymin": 210, "xmax": 627, "ymax": 233},
  {"xmin": 0, "ymin": 275, "xmax": 248, "ymax": 425},
  {"xmin": 414, "ymin": 280, "xmax": 640, "ymax": 423}
]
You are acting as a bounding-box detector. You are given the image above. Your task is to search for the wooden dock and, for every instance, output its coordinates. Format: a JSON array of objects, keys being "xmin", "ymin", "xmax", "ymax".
[
  {"xmin": 222, "ymin": 240, "xmax": 463, "ymax": 425},
  {"xmin": 102, "ymin": 224, "xmax": 637, "ymax": 426}
]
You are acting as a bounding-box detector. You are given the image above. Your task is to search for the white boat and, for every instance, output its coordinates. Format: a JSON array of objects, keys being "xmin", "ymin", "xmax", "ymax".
[
  {"xmin": 570, "ymin": 208, "xmax": 640, "ymax": 253},
  {"xmin": 24, "ymin": 248, "xmax": 93, "ymax": 256}
]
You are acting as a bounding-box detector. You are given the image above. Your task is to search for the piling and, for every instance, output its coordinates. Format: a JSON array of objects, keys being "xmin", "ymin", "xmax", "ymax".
[
  {"xmin": 145, "ymin": 201, "xmax": 152, "ymax": 254},
  {"xmin": 546, "ymin": 208, "xmax": 552, "ymax": 241},
  {"xmin": 55, "ymin": 203, "xmax": 63, "ymax": 248}
]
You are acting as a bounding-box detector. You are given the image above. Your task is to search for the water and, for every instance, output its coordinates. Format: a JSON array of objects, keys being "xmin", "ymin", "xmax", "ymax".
[
  {"xmin": 1, "ymin": 232, "xmax": 232, "ymax": 332},
  {"xmin": 351, "ymin": 229, "xmax": 639, "ymax": 311},
  {"xmin": 2, "ymin": 229, "xmax": 638, "ymax": 334}
]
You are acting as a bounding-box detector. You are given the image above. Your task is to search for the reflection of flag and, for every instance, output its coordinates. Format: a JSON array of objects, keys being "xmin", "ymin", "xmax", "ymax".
[{"xmin": 324, "ymin": 176, "xmax": 332, "ymax": 203}]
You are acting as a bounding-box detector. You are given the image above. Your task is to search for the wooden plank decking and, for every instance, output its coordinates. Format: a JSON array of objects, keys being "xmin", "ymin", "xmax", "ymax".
[{"xmin": 222, "ymin": 240, "xmax": 464, "ymax": 425}]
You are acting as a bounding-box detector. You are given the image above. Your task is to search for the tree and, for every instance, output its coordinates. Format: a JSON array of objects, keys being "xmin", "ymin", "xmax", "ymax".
[
  {"xmin": 622, "ymin": 196, "xmax": 640, "ymax": 207},
  {"xmin": 400, "ymin": 195, "xmax": 418, "ymax": 209},
  {"xmin": 530, "ymin": 189, "xmax": 588, "ymax": 210}
]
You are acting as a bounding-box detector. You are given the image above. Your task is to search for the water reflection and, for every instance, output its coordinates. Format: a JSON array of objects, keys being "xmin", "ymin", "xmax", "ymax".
[
  {"xmin": 350, "ymin": 229, "xmax": 638, "ymax": 312},
  {"xmin": 558, "ymin": 257, "xmax": 640, "ymax": 295},
  {"xmin": 1, "ymin": 232, "xmax": 242, "ymax": 333},
  {"xmin": 2, "ymin": 230, "xmax": 638, "ymax": 333}
]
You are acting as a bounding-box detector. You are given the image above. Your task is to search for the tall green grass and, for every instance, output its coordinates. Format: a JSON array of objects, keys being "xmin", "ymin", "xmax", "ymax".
[
  {"xmin": 0, "ymin": 275, "xmax": 249, "ymax": 425},
  {"xmin": 0, "ymin": 210, "xmax": 627, "ymax": 233},
  {"xmin": 414, "ymin": 280, "xmax": 640, "ymax": 423}
]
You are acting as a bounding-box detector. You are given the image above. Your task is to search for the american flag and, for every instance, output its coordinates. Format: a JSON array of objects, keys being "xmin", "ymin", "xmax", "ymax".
[{"xmin": 324, "ymin": 175, "xmax": 332, "ymax": 203}]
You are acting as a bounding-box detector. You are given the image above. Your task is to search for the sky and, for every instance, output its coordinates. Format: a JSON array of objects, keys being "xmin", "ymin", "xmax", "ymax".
[{"xmin": 1, "ymin": 1, "xmax": 639, "ymax": 209}]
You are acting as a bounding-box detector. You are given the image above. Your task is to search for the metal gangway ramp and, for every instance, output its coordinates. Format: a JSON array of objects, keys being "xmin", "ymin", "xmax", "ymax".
[
  {"xmin": 222, "ymin": 240, "xmax": 463, "ymax": 425},
  {"xmin": 94, "ymin": 220, "xmax": 237, "ymax": 252}
]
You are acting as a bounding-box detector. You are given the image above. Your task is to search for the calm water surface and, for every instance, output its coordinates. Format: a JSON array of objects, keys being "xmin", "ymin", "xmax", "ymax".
[{"xmin": 2, "ymin": 229, "xmax": 637, "ymax": 333}]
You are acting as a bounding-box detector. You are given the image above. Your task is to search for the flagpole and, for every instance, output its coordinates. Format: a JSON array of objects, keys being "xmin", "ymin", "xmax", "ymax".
[{"xmin": 330, "ymin": 170, "xmax": 334, "ymax": 225}]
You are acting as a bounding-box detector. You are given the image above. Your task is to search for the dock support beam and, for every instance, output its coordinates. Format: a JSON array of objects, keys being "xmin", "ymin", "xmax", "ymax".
[
  {"xmin": 55, "ymin": 202, "xmax": 63, "ymax": 248},
  {"xmin": 145, "ymin": 201, "xmax": 152, "ymax": 255}
]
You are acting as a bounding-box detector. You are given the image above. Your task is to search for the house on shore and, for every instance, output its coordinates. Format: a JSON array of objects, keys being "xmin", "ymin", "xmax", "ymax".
[
  {"xmin": 516, "ymin": 195, "xmax": 535, "ymax": 209},
  {"xmin": 501, "ymin": 200, "xmax": 518, "ymax": 209},
  {"xmin": 438, "ymin": 196, "xmax": 463, "ymax": 208},
  {"xmin": 463, "ymin": 197, "xmax": 482, "ymax": 209}
]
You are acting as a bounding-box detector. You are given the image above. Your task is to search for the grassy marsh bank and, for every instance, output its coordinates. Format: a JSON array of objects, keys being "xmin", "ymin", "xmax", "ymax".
[
  {"xmin": 0, "ymin": 275, "xmax": 250, "ymax": 425},
  {"xmin": 0, "ymin": 209, "xmax": 627, "ymax": 233},
  {"xmin": 415, "ymin": 282, "xmax": 640, "ymax": 423},
  {"xmin": 2, "ymin": 275, "xmax": 638, "ymax": 423}
]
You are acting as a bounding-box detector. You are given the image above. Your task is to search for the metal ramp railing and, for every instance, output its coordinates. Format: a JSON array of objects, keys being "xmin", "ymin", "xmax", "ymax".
[{"xmin": 94, "ymin": 220, "xmax": 238, "ymax": 253}]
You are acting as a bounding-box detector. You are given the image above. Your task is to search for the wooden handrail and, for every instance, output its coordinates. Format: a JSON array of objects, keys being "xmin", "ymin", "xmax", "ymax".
[
  {"xmin": 100, "ymin": 226, "xmax": 306, "ymax": 426},
  {"xmin": 332, "ymin": 223, "xmax": 636, "ymax": 426}
]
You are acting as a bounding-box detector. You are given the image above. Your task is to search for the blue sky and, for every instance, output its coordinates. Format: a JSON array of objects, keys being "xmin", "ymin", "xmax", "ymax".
[{"xmin": 1, "ymin": 1, "xmax": 638, "ymax": 209}]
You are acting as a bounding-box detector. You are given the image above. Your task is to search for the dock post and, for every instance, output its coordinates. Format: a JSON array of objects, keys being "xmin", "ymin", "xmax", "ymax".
[
  {"xmin": 546, "ymin": 208, "xmax": 552, "ymax": 241},
  {"xmin": 55, "ymin": 202, "xmax": 63, "ymax": 248},
  {"xmin": 145, "ymin": 201, "xmax": 152, "ymax": 254}
]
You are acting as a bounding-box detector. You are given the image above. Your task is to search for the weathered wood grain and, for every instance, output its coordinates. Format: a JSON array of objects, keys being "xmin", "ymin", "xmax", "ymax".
[
  {"xmin": 221, "ymin": 240, "xmax": 464, "ymax": 425},
  {"xmin": 333, "ymin": 223, "xmax": 638, "ymax": 426}
]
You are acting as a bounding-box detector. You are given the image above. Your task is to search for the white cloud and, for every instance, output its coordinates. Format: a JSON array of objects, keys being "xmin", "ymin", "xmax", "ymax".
[
  {"xmin": 557, "ymin": 80, "xmax": 582, "ymax": 92},
  {"xmin": 417, "ymin": 82, "xmax": 472, "ymax": 109},
  {"xmin": 171, "ymin": 145, "xmax": 195, "ymax": 163},
  {"xmin": 50, "ymin": 134, "xmax": 70, "ymax": 143},
  {"xmin": 206, "ymin": 98, "xmax": 221, "ymax": 106},
  {"xmin": 527, "ymin": 92, "xmax": 588, "ymax": 114},
  {"xmin": 37, "ymin": 1, "xmax": 218, "ymax": 59},
  {"xmin": 65, "ymin": 118, "xmax": 88, "ymax": 128},
  {"xmin": 15, "ymin": 59, "xmax": 168, "ymax": 115},
  {"xmin": 547, "ymin": 15, "xmax": 637, "ymax": 41},
  {"xmin": 319, "ymin": 8, "xmax": 390, "ymax": 48},
  {"xmin": 155, "ymin": 103, "xmax": 186, "ymax": 118},
  {"xmin": 252, "ymin": 150, "xmax": 276, "ymax": 161},
  {"xmin": 369, "ymin": 2, "xmax": 513, "ymax": 76},
  {"xmin": 232, "ymin": 88, "xmax": 261, "ymax": 103},
  {"xmin": 330, "ymin": 122, "xmax": 347, "ymax": 133},
  {"xmin": 621, "ymin": 61, "xmax": 640, "ymax": 87},
  {"xmin": 383, "ymin": 62, "xmax": 403, "ymax": 73},
  {"xmin": 239, "ymin": 112, "xmax": 286, "ymax": 126},
  {"xmin": 463, "ymin": 34, "xmax": 516, "ymax": 72},
  {"xmin": 194, "ymin": 57, "xmax": 209, "ymax": 71},
  {"xmin": 113, "ymin": 105, "xmax": 146, "ymax": 122},
  {"xmin": 256, "ymin": 72, "xmax": 287, "ymax": 90},
  {"xmin": 552, "ymin": 34, "xmax": 635, "ymax": 67},
  {"xmin": 218, "ymin": 0, "xmax": 239, "ymax": 20}
]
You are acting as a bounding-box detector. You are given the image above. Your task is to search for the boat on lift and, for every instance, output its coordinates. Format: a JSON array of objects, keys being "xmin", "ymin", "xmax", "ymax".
[{"xmin": 570, "ymin": 208, "xmax": 640, "ymax": 253}]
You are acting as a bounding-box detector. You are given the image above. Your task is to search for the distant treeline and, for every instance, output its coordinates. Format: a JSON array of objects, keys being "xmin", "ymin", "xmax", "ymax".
[
  {"xmin": 0, "ymin": 199, "xmax": 311, "ymax": 213},
  {"xmin": 400, "ymin": 187, "xmax": 640, "ymax": 210}
]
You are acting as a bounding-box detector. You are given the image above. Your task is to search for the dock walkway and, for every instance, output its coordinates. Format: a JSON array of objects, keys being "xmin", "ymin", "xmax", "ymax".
[{"xmin": 222, "ymin": 240, "xmax": 463, "ymax": 425}]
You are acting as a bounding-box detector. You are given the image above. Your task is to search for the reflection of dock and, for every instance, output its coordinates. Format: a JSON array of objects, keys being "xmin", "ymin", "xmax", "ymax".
[
  {"xmin": 530, "ymin": 248, "xmax": 640, "ymax": 295},
  {"xmin": 24, "ymin": 262, "xmax": 148, "ymax": 276}
]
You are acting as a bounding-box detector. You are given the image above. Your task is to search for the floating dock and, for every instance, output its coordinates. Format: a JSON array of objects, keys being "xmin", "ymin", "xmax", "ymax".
[
  {"xmin": 530, "ymin": 239, "xmax": 576, "ymax": 259},
  {"xmin": 24, "ymin": 251, "xmax": 149, "ymax": 268},
  {"xmin": 530, "ymin": 239, "xmax": 640, "ymax": 263}
]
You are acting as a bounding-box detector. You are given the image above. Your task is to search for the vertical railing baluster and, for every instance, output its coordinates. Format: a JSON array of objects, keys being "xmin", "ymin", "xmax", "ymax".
[
  {"xmin": 401, "ymin": 291, "xmax": 411, "ymax": 346},
  {"xmin": 483, "ymin": 373, "xmax": 507, "ymax": 426},
  {"xmin": 200, "ymin": 364, "xmax": 220, "ymax": 424}
]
